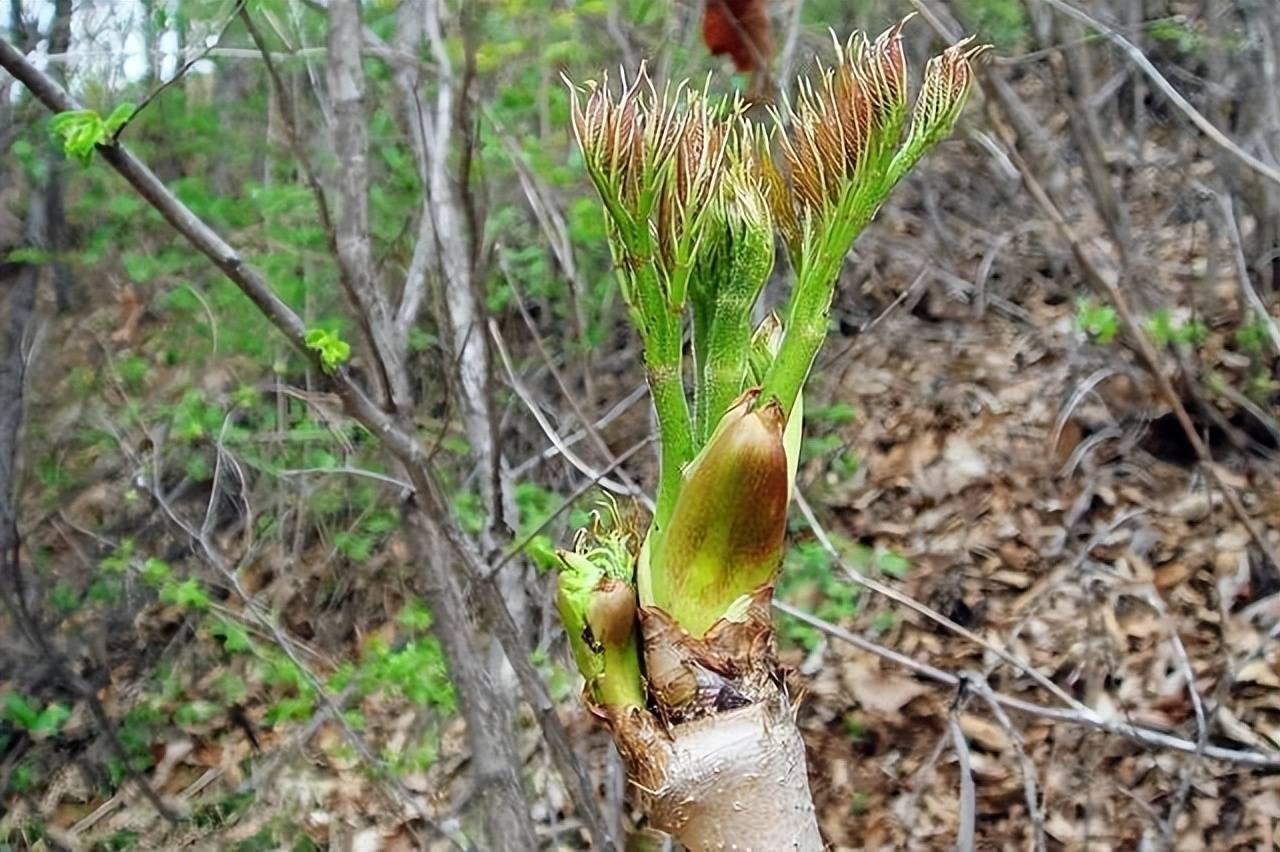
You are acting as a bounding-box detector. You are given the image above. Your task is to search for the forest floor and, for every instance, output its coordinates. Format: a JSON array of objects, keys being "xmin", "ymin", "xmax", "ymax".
[{"xmin": 794, "ymin": 285, "xmax": 1280, "ymax": 850}]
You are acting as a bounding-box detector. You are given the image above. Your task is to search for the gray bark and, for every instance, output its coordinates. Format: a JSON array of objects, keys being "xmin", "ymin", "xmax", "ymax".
[
  {"xmin": 323, "ymin": 3, "xmax": 535, "ymax": 846},
  {"xmin": 44, "ymin": 0, "xmax": 73, "ymax": 310}
]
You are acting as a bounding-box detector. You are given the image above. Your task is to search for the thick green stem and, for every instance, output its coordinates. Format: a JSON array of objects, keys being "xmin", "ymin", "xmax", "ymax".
[
  {"xmin": 759, "ymin": 176, "xmax": 892, "ymax": 416},
  {"xmin": 640, "ymin": 297, "xmax": 693, "ymax": 537},
  {"xmin": 647, "ymin": 351, "xmax": 693, "ymax": 532},
  {"xmin": 690, "ymin": 298, "xmax": 715, "ymax": 445},
  {"xmin": 626, "ymin": 258, "xmax": 693, "ymax": 534},
  {"xmin": 759, "ymin": 233, "xmax": 847, "ymax": 417},
  {"xmin": 702, "ymin": 292, "xmax": 754, "ymax": 435},
  {"xmin": 758, "ymin": 311, "xmax": 826, "ymax": 419}
]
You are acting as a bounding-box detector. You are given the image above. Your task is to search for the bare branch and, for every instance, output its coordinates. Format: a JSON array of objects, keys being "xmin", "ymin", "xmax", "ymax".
[
  {"xmin": 485, "ymin": 437, "xmax": 652, "ymax": 582},
  {"xmin": 1216, "ymin": 191, "xmax": 1280, "ymax": 356},
  {"xmin": 773, "ymin": 600, "xmax": 1280, "ymax": 768},
  {"xmin": 488, "ymin": 317, "xmax": 649, "ymax": 505},
  {"xmin": 115, "ymin": 0, "xmax": 247, "ymax": 139},
  {"xmin": 949, "ymin": 714, "xmax": 977, "ymax": 852},
  {"xmin": 903, "ymin": 5, "xmax": 1280, "ymax": 577},
  {"xmin": 794, "ymin": 491, "xmax": 1090, "ymax": 713},
  {"xmin": 972, "ymin": 681, "xmax": 1046, "ymax": 852},
  {"xmin": 510, "ymin": 384, "xmax": 649, "ymax": 479}
]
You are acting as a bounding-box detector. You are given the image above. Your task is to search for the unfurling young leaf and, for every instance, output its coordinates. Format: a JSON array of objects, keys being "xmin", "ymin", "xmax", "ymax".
[
  {"xmin": 304, "ymin": 328, "xmax": 351, "ymax": 373},
  {"xmin": 49, "ymin": 103, "xmax": 135, "ymax": 167}
]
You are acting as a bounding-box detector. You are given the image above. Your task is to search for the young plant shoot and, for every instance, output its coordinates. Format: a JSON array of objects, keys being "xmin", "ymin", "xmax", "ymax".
[{"xmin": 558, "ymin": 20, "xmax": 985, "ymax": 850}]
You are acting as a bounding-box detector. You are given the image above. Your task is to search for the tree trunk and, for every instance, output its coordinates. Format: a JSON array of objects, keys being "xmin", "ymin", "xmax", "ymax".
[{"xmin": 402, "ymin": 508, "xmax": 539, "ymax": 852}]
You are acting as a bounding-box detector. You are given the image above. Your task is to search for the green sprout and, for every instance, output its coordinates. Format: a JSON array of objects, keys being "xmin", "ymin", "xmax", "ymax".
[
  {"xmin": 304, "ymin": 328, "xmax": 351, "ymax": 373},
  {"xmin": 49, "ymin": 103, "xmax": 135, "ymax": 167},
  {"xmin": 1076, "ymin": 297, "xmax": 1119, "ymax": 344},
  {"xmin": 565, "ymin": 18, "xmax": 985, "ymax": 682}
]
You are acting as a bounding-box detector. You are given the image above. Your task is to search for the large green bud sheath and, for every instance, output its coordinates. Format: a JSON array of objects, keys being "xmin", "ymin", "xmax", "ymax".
[{"xmin": 645, "ymin": 389, "xmax": 790, "ymax": 637}]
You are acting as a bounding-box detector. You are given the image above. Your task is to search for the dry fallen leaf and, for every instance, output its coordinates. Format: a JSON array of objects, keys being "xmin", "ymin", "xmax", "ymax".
[
  {"xmin": 840, "ymin": 658, "xmax": 931, "ymax": 716},
  {"xmin": 958, "ymin": 712, "xmax": 1009, "ymax": 753}
]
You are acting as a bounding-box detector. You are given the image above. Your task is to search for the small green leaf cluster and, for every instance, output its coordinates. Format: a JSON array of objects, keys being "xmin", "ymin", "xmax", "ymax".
[
  {"xmin": 1236, "ymin": 313, "xmax": 1274, "ymax": 355},
  {"xmin": 801, "ymin": 402, "xmax": 860, "ymax": 478},
  {"xmin": 331, "ymin": 636, "xmax": 456, "ymax": 713},
  {"xmin": 1, "ymin": 692, "xmax": 72, "ymax": 738},
  {"xmin": 1078, "ymin": 300, "xmax": 1276, "ymax": 402},
  {"xmin": 776, "ymin": 536, "xmax": 910, "ymax": 651},
  {"xmin": 1149, "ymin": 17, "xmax": 1203, "ymax": 54},
  {"xmin": 1232, "ymin": 312, "xmax": 1279, "ymax": 400},
  {"xmin": 304, "ymin": 327, "xmax": 352, "ymax": 373},
  {"xmin": 1075, "ymin": 297, "xmax": 1119, "ymax": 344},
  {"xmin": 49, "ymin": 103, "xmax": 134, "ymax": 166},
  {"xmin": 99, "ymin": 545, "xmax": 213, "ymax": 612},
  {"xmin": 1145, "ymin": 309, "xmax": 1208, "ymax": 347}
]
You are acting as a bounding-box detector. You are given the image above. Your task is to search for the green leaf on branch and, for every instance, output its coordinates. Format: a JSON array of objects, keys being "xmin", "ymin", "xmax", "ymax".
[
  {"xmin": 304, "ymin": 328, "xmax": 351, "ymax": 373},
  {"xmin": 50, "ymin": 103, "xmax": 135, "ymax": 167}
]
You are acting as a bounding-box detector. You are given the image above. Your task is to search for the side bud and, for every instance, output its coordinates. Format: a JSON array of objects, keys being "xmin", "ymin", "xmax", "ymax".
[{"xmin": 555, "ymin": 513, "xmax": 645, "ymax": 709}]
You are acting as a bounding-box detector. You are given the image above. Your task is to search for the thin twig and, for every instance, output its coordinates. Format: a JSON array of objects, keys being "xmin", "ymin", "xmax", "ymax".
[
  {"xmin": 113, "ymin": 0, "xmax": 247, "ymax": 139},
  {"xmin": 909, "ymin": 7, "xmax": 1280, "ymax": 576},
  {"xmin": 497, "ymin": 251, "xmax": 645, "ymax": 500},
  {"xmin": 240, "ymin": 7, "xmax": 335, "ymax": 240},
  {"xmin": 1215, "ymin": 191, "xmax": 1280, "ymax": 356},
  {"xmin": 0, "ymin": 40, "xmax": 616, "ymax": 850},
  {"xmin": 950, "ymin": 713, "xmax": 977, "ymax": 852},
  {"xmin": 277, "ymin": 465, "xmax": 414, "ymax": 492},
  {"xmin": 972, "ymin": 681, "xmax": 1046, "ymax": 852},
  {"xmin": 485, "ymin": 437, "xmax": 652, "ymax": 581},
  {"xmin": 773, "ymin": 600, "xmax": 1280, "ymax": 768},
  {"xmin": 510, "ymin": 384, "xmax": 649, "ymax": 478},
  {"xmin": 488, "ymin": 318, "xmax": 646, "ymax": 502}
]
